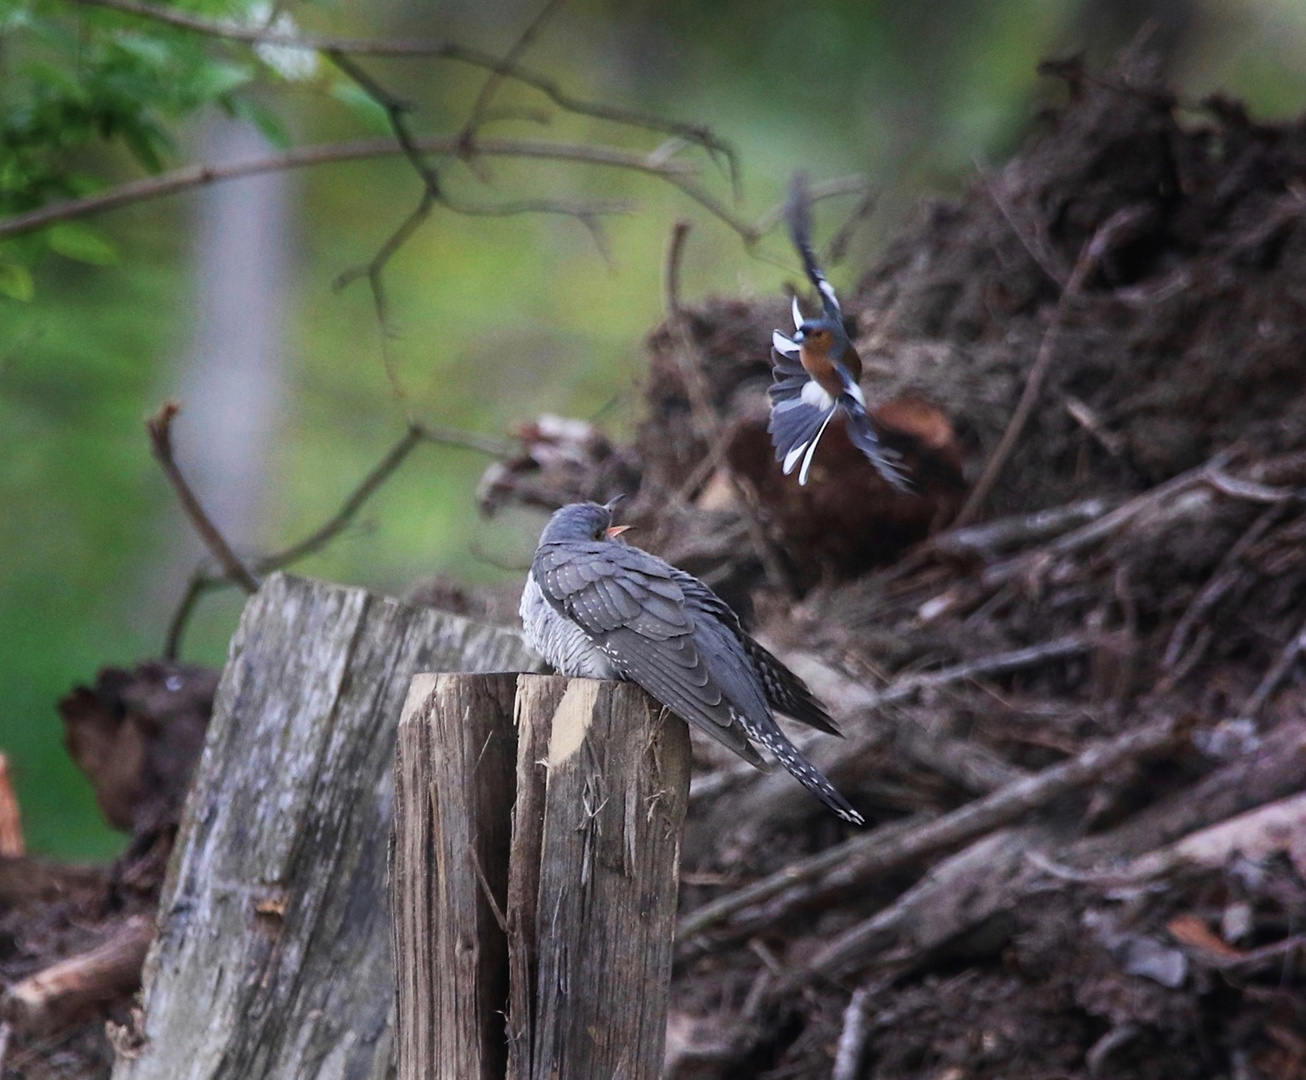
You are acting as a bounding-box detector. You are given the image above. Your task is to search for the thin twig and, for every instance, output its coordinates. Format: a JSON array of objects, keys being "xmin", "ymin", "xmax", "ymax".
[
  {"xmin": 665, "ymin": 221, "xmax": 794, "ymax": 592},
  {"xmin": 955, "ymin": 205, "xmax": 1153, "ymax": 527},
  {"xmin": 163, "ymin": 570, "xmax": 221, "ymax": 660},
  {"xmin": 977, "ymin": 161, "xmax": 1069, "ymax": 288},
  {"xmin": 824, "ymin": 185, "xmax": 880, "ymax": 268},
  {"xmin": 930, "ymin": 497, "xmax": 1117, "ymax": 560},
  {"xmin": 0, "ymin": 135, "xmax": 694, "ymax": 242},
  {"xmin": 326, "ymin": 47, "xmax": 632, "ymax": 390},
  {"xmin": 788, "ymin": 635, "xmax": 1090, "ymax": 715},
  {"xmin": 458, "ymin": 0, "xmax": 566, "ymax": 150},
  {"xmin": 147, "ymin": 402, "xmax": 258, "ymax": 594},
  {"xmin": 981, "ymin": 450, "xmax": 1236, "ymax": 589},
  {"xmin": 258, "ymin": 426, "xmax": 423, "ymax": 570},
  {"xmin": 71, "ymin": 0, "xmax": 739, "ymax": 180},
  {"xmin": 161, "ymin": 421, "xmax": 513, "ymax": 657},
  {"xmin": 1162, "ymin": 504, "xmax": 1285, "ymax": 673},
  {"xmin": 676, "ymin": 712, "xmax": 1181, "ymax": 949},
  {"xmin": 1234, "ymin": 608, "xmax": 1306, "ymax": 727}
]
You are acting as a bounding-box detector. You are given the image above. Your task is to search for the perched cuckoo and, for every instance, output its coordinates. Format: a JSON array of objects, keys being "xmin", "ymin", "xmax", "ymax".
[{"xmin": 520, "ymin": 498, "xmax": 863, "ymax": 824}]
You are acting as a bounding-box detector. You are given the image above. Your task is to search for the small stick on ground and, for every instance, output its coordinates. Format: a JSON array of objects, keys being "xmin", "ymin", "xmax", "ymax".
[
  {"xmin": 1161, "ymin": 503, "xmax": 1284, "ymax": 676},
  {"xmin": 831, "ymin": 986, "xmax": 873, "ymax": 1080},
  {"xmin": 2, "ymin": 916, "xmax": 154, "ymax": 1035},
  {"xmin": 0, "ymin": 754, "xmax": 24, "ymax": 858},
  {"xmin": 1234, "ymin": 607, "xmax": 1306, "ymax": 726}
]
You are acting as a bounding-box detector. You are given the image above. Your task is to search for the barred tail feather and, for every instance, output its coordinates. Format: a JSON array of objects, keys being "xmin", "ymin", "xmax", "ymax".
[{"xmin": 738, "ymin": 714, "xmax": 864, "ymax": 825}]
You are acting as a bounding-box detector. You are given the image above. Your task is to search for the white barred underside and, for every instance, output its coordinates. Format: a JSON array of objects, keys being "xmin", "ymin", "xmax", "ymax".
[{"xmin": 519, "ymin": 573, "xmax": 619, "ymax": 679}]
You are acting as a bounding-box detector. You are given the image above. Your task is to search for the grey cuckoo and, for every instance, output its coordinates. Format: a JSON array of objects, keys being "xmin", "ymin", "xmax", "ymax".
[{"xmin": 520, "ymin": 499, "xmax": 863, "ymax": 824}]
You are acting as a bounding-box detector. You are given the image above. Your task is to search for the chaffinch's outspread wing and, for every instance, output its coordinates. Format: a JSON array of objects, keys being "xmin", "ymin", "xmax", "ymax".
[{"xmin": 767, "ymin": 173, "xmax": 911, "ymax": 492}]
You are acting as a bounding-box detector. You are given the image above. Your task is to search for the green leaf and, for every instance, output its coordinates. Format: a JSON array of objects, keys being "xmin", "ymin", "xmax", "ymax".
[
  {"xmin": 330, "ymin": 81, "xmax": 392, "ymax": 135},
  {"xmin": 228, "ymin": 95, "xmax": 292, "ymax": 150},
  {"xmin": 0, "ymin": 262, "xmax": 35, "ymax": 301},
  {"xmin": 47, "ymin": 222, "xmax": 119, "ymax": 265},
  {"xmin": 190, "ymin": 60, "xmax": 254, "ymax": 103}
]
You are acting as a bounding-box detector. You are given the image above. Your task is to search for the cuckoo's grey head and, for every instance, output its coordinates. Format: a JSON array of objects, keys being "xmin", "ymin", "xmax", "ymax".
[{"xmin": 537, "ymin": 497, "xmax": 628, "ymax": 546}]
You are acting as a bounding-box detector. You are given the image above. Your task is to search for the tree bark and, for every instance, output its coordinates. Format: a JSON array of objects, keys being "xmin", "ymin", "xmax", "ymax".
[{"xmin": 113, "ymin": 572, "xmax": 540, "ymax": 1080}]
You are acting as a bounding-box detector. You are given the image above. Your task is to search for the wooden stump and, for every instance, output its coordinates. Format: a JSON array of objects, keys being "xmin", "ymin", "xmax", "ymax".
[
  {"xmin": 393, "ymin": 674, "xmax": 692, "ymax": 1080},
  {"xmin": 113, "ymin": 573, "xmax": 541, "ymax": 1080},
  {"xmin": 392, "ymin": 674, "xmax": 519, "ymax": 1080}
]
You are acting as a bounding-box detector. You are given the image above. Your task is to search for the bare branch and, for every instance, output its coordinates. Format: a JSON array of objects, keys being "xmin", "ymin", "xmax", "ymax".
[
  {"xmin": 0, "ymin": 135, "xmax": 694, "ymax": 242},
  {"xmin": 161, "ymin": 421, "xmax": 514, "ymax": 657},
  {"xmin": 70, "ymin": 0, "xmax": 739, "ymax": 178},
  {"xmin": 458, "ymin": 0, "xmax": 567, "ymax": 149},
  {"xmin": 258, "ymin": 426, "xmax": 423, "ymax": 572},
  {"xmin": 324, "ymin": 50, "xmax": 632, "ymax": 390},
  {"xmin": 147, "ymin": 402, "xmax": 258, "ymax": 594},
  {"xmin": 163, "ymin": 569, "xmax": 220, "ymax": 660}
]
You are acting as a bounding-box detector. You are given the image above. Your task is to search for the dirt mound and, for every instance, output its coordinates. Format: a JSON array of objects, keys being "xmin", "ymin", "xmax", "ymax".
[{"xmin": 488, "ymin": 52, "xmax": 1306, "ymax": 1080}]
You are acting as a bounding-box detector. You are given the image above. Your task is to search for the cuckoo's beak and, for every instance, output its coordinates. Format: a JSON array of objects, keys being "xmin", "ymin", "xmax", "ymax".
[{"xmin": 605, "ymin": 525, "xmax": 632, "ymax": 539}]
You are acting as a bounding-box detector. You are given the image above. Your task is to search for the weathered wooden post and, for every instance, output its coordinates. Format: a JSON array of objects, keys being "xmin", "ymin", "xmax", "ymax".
[
  {"xmin": 393, "ymin": 673, "xmax": 692, "ymax": 1080},
  {"xmin": 113, "ymin": 574, "xmax": 541, "ymax": 1080}
]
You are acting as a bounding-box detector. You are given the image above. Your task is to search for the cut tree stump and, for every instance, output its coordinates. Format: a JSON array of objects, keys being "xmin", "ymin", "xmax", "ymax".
[
  {"xmin": 113, "ymin": 573, "xmax": 541, "ymax": 1080},
  {"xmin": 393, "ymin": 674, "xmax": 692, "ymax": 1080}
]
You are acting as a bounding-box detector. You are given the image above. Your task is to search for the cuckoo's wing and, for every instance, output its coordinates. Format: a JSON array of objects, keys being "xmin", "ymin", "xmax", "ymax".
[
  {"xmin": 532, "ymin": 543, "xmax": 765, "ymax": 767},
  {"xmin": 670, "ymin": 569, "xmax": 842, "ymax": 736}
]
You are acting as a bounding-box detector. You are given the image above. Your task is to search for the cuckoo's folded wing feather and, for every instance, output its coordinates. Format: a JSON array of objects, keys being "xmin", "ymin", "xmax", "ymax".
[
  {"xmin": 533, "ymin": 542, "xmax": 765, "ymax": 766},
  {"xmin": 670, "ymin": 569, "xmax": 842, "ymax": 736}
]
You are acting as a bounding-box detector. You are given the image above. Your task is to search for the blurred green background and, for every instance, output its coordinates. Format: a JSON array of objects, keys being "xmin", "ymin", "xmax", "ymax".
[{"xmin": 3, "ymin": 0, "xmax": 1306, "ymax": 858}]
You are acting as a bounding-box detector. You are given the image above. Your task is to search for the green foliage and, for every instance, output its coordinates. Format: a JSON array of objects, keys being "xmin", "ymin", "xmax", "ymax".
[{"xmin": 0, "ymin": 0, "xmax": 315, "ymax": 272}]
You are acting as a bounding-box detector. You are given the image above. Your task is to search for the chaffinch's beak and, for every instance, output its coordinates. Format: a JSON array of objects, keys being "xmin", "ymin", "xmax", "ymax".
[
  {"xmin": 605, "ymin": 525, "xmax": 632, "ymax": 539},
  {"xmin": 792, "ymin": 327, "xmax": 807, "ymax": 343}
]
